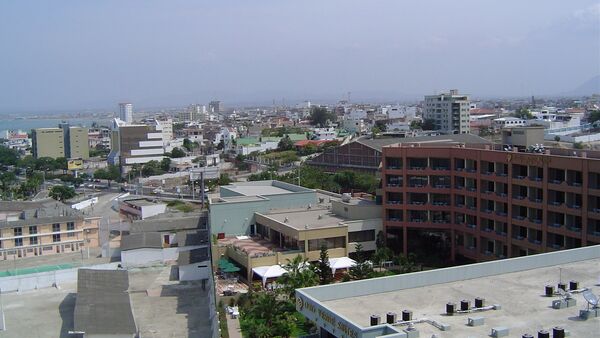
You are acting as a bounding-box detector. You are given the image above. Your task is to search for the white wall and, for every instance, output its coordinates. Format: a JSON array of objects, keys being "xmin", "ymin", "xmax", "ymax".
[
  {"xmin": 347, "ymin": 219, "xmax": 383, "ymax": 253},
  {"xmin": 121, "ymin": 248, "xmax": 164, "ymax": 267},
  {"xmin": 179, "ymin": 261, "xmax": 210, "ymax": 281},
  {"xmin": 71, "ymin": 197, "xmax": 99, "ymax": 210}
]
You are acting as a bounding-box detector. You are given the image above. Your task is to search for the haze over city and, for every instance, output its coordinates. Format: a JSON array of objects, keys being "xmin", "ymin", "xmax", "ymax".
[{"xmin": 1, "ymin": 0, "xmax": 599, "ymax": 113}]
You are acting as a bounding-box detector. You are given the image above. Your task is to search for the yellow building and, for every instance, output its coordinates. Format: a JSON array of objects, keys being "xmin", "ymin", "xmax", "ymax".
[
  {"xmin": 32, "ymin": 128, "xmax": 65, "ymax": 159},
  {"xmin": 0, "ymin": 200, "xmax": 100, "ymax": 260}
]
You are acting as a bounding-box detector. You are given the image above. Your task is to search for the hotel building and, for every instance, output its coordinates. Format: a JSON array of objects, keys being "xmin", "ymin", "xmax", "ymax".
[{"xmin": 381, "ymin": 139, "xmax": 600, "ymax": 262}]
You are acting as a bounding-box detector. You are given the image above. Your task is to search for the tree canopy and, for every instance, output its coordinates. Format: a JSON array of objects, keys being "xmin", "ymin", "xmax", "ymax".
[
  {"xmin": 169, "ymin": 147, "xmax": 186, "ymax": 158},
  {"xmin": 49, "ymin": 185, "xmax": 76, "ymax": 202},
  {"xmin": 309, "ymin": 106, "xmax": 336, "ymax": 127}
]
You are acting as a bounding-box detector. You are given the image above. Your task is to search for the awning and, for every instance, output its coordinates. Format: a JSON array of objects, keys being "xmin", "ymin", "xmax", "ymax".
[
  {"xmin": 252, "ymin": 265, "xmax": 287, "ymax": 287},
  {"xmin": 328, "ymin": 257, "xmax": 356, "ymax": 274}
]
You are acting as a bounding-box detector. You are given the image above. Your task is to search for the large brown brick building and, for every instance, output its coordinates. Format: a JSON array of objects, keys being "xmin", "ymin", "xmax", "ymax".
[{"xmin": 381, "ymin": 143, "xmax": 600, "ymax": 262}]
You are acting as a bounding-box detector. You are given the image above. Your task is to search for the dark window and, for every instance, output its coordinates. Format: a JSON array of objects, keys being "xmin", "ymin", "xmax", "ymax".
[
  {"xmin": 14, "ymin": 227, "xmax": 22, "ymax": 237},
  {"xmin": 308, "ymin": 236, "xmax": 345, "ymax": 251},
  {"xmin": 348, "ymin": 230, "xmax": 376, "ymax": 243},
  {"xmin": 52, "ymin": 223, "xmax": 61, "ymax": 232},
  {"xmin": 67, "ymin": 222, "xmax": 75, "ymax": 237},
  {"xmin": 30, "ymin": 237, "xmax": 38, "ymax": 245},
  {"xmin": 29, "ymin": 226, "xmax": 37, "ymax": 234},
  {"xmin": 14, "ymin": 238, "xmax": 23, "ymax": 247},
  {"xmin": 52, "ymin": 234, "xmax": 61, "ymax": 242}
]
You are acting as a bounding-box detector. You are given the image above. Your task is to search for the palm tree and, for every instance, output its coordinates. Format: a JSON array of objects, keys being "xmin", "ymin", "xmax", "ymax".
[{"xmin": 278, "ymin": 254, "xmax": 318, "ymax": 300}]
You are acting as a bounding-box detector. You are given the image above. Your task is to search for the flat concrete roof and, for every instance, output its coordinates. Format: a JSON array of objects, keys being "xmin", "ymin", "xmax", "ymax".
[
  {"xmin": 262, "ymin": 208, "xmax": 346, "ymax": 230},
  {"xmin": 322, "ymin": 258, "xmax": 600, "ymax": 337},
  {"xmin": 124, "ymin": 198, "xmax": 164, "ymax": 207},
  {"xmin": 225, "ymin": 184, "xmax": 293, "ymax": 196}
]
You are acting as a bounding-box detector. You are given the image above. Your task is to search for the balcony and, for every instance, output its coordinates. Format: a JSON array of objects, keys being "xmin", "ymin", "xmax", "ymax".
[
  {"xmin": 495, "ymin": 211, "xmax": 508, "ymax": 217},
  {"xmin": 528, "ymin": 198, "xmax": 542, "ymax": 204},
  {"xmin": 386, "ymin": 200, "xmax": 403, "ymax": 205},
  {"xmin": 528, "ymin": 176, "xmax": 543, "ymax": 182},
  {"xmin": 528, "ymin": 218, "xmax": 543, "ymax": 224},
  {"xmin": 566, "ymin": 226, "xmax": 582, "ymax": 233},
  {"xmin": 567, "ymin": 204, "xmax": 581, "ymax": 210},
  {"xmin": 549, "ymin": 223, "xmax": 563, "ymax": 229},
  {"xmin": 495, "ymin": 192, "xmax": 507, "ymax": 198},
  {"xmin": 466, "ymin": 224, "xmax": 477, "ymax": 229}
]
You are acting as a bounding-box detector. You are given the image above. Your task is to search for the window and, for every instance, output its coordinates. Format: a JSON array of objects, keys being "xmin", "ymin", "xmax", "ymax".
[
  {"xmin": 29, "ymin": 226, "xmax": 37, "ymax": 235},
  {"xmin": 52, "ymin": 234, "xmax": 61, "ymax": 243},
  {"xmin": 308, "ymin": 236, "xmax": 345, "ymax": 251},
  {"xmin": 52, "ymin": 223, "xmax": 61, "ymax": 232},
  {"xmin": 67, "ymin": 222, "xmax": 75, "ymax": 237},
  {"xmin": 14, "ymin": 238, "xmax": 23, "ymax": 247},
  {"xmin": 348, "ymin": 230, "xmax": 376, "ymax": 243},
  {"xmin": 14, "ymin": 227, "xmax": 22, "ymax": 237},
  {"xmin": 30, "ymin": 237, "xmax": 38, "ymax": 245}
]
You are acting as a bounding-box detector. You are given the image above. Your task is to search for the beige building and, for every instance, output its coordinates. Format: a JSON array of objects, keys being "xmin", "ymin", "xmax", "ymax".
[
  {"xmin": 0, "ymin": 200, "xmax": 100, "ymax": 260},
  {"xmin": 213, "ymin": 195, "xmax": 382, "ymax": 282},
  {"xmin": 32, "ymin": 124, "xmax": 89, "ymax": 159},
  {"xmin": 32, "ymin": 128, "xmax": 65, "ymax": 159},
  {"xmin": 65, "ymin": 126, "xmax": 90, "ymax": 159},
  {"xmin": 424, "ymin": 89, "xmax": 471, "ymax": 134}
]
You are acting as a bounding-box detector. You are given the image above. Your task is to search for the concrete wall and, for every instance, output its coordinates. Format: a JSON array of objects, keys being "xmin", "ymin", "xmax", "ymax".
[
  {"xmin": 0, "ymin": 263, "xmax": 120, "ymax": 293},
  {"xmin": 71, "ymin": 197, "xmax": 99, "ymax": 210},
  {"xmin": 347, "ymin": 219, "xmax": 382, "ymax": 253},
  {"xmin": 332, "ymin": 200, "xmax": 381, "ymax": 220},
  {"xmin": 121, "ymin": 248, "xmax": 164, "ymax": 267},
  {"xmin": 179, "ymin": 261, "xmax": 210, "ymax": 281},
  {"xmin": 301, "ymin": 244, "xmax": 600, "ymax": 302}
]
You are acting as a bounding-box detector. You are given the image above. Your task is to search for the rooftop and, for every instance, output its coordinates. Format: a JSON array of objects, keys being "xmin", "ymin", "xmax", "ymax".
[
  {"xmin": 120, "ymin": 232, "xmax": 163, "ymax": 251},
  {"xmin": 74, "ymin": 269, "xmax": 137, "ymax": 335},
  {"xmin": 220, "ymin": 180, "xmax": 313, "ymax": 197},
  {"xmin": 260, "ymin": 207, "xmax": 346, "ymax": 230},
  {"xmin": 124, "ymin": 198, "xmax": 166, "ymax": 207},
  {"xmin": 298, "ymin": 246, "xmax": 600, "ymax": 338},
  {"xmin": 356, "ymin": 134, "xmax": 491, "ymax": 151},
  {"xmin": 0, "ymin": 199, "xmax": 83, "ymax": 228},
  {"xmin": 130, "ymin": 213, "xmax": 207, "ymax": 233}
]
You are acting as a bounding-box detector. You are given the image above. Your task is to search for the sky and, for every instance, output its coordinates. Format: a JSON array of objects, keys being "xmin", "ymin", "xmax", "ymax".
[{"xmin": 0, "ymin": 0, "xmax": 599, "ymax": 113}]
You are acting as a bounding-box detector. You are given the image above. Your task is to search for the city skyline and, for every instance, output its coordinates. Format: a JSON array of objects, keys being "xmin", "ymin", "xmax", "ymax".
[{"xmin": 0, "ymin": 0, "xmax": 599, "ymax": 113}]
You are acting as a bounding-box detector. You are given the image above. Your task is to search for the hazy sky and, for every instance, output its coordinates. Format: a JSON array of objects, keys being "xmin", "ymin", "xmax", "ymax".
[{"xmin": 1, "ymin": 1, "xmax": 599, "ymax": 112}]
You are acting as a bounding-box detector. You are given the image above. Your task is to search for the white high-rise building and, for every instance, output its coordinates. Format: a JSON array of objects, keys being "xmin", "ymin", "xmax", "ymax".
[
  {"xmin": 423, "ymin": 90, "xmax": 470, "ymax": 134},
  {"xmin": 119, "ymin": 103, "xmax": 133, "ymax": 123}
]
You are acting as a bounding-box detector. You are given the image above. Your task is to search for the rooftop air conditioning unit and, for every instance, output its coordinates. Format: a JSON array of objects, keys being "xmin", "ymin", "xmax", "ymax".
[{"xmin": 342, "ymin": 193, "xmax": 351, "ymax": 202}]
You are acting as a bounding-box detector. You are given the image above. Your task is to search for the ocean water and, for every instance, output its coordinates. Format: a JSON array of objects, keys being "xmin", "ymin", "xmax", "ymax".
[{"xmin": 0, "ymin": 118, "xmax": 112, "ymax": 136}]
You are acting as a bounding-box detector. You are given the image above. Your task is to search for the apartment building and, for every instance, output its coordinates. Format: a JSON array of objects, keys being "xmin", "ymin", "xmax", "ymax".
[
  {"xmin": 60, "ymin": 123, "xmax": 89, "ymax": 160},
  {"xmin": 381, "ymin": 142, "xmax": 600, "ymax": 263},
  {"xmin": 0, "ymin": 200, "xmax": 100, "ymax": 260},
  {"xmin": 423, "ymin": 89, "xmax": 471, "ymax": 134}
]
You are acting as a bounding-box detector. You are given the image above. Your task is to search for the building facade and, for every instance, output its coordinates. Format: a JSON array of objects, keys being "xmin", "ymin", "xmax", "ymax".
[
  {"xmin": 423, "ymin": 89, "xmax": 470, "ymax": 134},
  {"xmin": 381, "ymin": 143, "xmax": 600, "ymax": 262},
  {"xmin": 0, "ymin": 200, "xmax": 100, "ymax": 260},
  {"xmin": 119, "ymin": 102, "xmax": 134, "ymax": 123},
  {"xmin": 32, "ymin": 128, "xmax": 65, "ymax": 159},
  {"xmin": 108, "ymin": 120, "xmax": 165, "ymax": 172}
]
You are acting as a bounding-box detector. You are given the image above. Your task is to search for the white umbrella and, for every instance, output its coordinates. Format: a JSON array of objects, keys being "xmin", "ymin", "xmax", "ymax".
[
  {"xmin": 328, "ymin": 257, "xmax": 356, "ymax": 274},
  {"xmin": 252, "ymin": 265, "xmax": 287, "ymax": 287}
]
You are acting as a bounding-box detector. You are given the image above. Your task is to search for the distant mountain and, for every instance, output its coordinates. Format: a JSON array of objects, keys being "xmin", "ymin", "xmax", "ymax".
[{"xmin": 563, "ymin": 75, "xmax": 600, "ymax": 96}]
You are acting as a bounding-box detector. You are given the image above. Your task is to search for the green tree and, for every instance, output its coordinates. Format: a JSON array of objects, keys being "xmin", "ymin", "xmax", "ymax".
[
  {"xmin": 309, "ymin": 106, "xmax": 336, "ymax": 127},
  {"xmin": 182, "ymin": 138, "xmax": 199, "ymax": 152},
  {"xmin": 170, "ymin": 147, "xmax": 186, "ymax": 158},
  {"xmin": 349, "ymin": 243, "xmax": 373, "ymax": 280},
  {"xmin": 0, "ymin": 172, "xmax": 17, "ymax": 199},
  {"xmin": 160, "ymin": 157, "xmax": 171, "ymax": 172},
  {"xmin": 573, "ymin": 141, "xmax": 584, "ymax": 149},
  {"xmin": 554, "ymin": 135, "xmax": 561, "ymax": 142},
  {"xmin": 17, "ymin": 155, "xmax": 36, "ymax": 169},
  {"xmin": 277, "ymin": 255, "xmax": 318, "ymax": 301},
  {"xmin": 514, "ymin": 107, "xmax": 533, "ymax": 120},
  {"xmin": 277, "ymin": 136, "xmax": 294, "ymax": 151},
  {"xmin": 49, "ymin": 185, "xmax": 76, "ymax": 202},
  {"xmin": 239, "ymin": 292, "xmax": 295, "ymax": 338},
  {"xmin": 55, "ymin": 157, "xmax": 68, "ymax": 170},
  {"xmin": 94, "ymin": 165, "xmax": 121, "ymax": 186},
  {"xmin": 374, "ymin": 120, "xmax": 388, "ymax": 132},
  {"xmin": 421, "ymin": 118, "xmax": 437, "ymax": 131},
  {"xmin": 588, "ymin": 110, "xmax": 600, "ymax": 124},
  {"xmin": 141, "ymin": 160, "xmax": 164, "ymax": 177},
  {"xmin": 409, "ymin": 120, "xmax": 422, "ymax": 130},
  {"xmin": 0, "ymin": 147, "xmax": 19, "ymax": 166},
  {"xmin": 315, "ymin": 244, "xmax": 333, "ymax": 285}
]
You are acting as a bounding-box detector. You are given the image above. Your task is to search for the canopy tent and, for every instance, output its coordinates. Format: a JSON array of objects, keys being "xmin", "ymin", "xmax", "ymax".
[
  {"xmin": 222, "ymin": 265, "xmax": 241, "ymax": 273},
  {"xmin": 328, "ymin": 257, "xmax": 356, "ymax": 274},
  {"xmin": 252, "ymin": 265, "xmax": 287, "ymax": 287}
]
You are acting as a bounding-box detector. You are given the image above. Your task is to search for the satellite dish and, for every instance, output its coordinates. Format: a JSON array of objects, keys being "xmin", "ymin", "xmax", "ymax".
[{"xmin": 582, "ymin": 290, "xmax": 599, "ymax": 309}]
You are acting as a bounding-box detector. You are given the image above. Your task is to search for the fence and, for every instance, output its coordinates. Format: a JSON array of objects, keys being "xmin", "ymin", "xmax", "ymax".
[{"xmin": 0, "ymin": 262, "xmax": 120, "ymax": 293}]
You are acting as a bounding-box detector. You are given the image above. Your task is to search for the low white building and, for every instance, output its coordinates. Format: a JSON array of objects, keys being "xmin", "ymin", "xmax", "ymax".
[
  {"xmin": 120, "ymin": 199, "xmax": 167, "ymax": 220},
  {"xmin": 313, "ymin": 127, "xmax": 336, "ymax": 140},
  {"xmin": 236, "ymin": 140, "xmax": 279, "ymax": 156},
  {"xmin": 492, "ymin": 117, "xmax": 526, "ymax": 129},
  {"xmin": 342, "ymin": 117, "xmax": 367, "ymax": 134}
]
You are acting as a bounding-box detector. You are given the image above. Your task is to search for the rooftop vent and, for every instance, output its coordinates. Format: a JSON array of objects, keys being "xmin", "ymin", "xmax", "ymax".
[
  {"xmin": 307, "ymin": 204, "xmax": 312, "ymax": 210},
  {"xmin": 370, "ymin": 314, "xmax": 380, "ymax": 326},
  {"xmin": 304, "ymin": 225, "xmax": 309, "ymax": 229},
  {"xmin": 284, "ymin": 217, "xmax": 288, "ymax": 223},
  {"xmin": 318, "ymin": 214, "xmax": 323, "ymax": 220},
  {"xmin": 341, "ymin": 193, "xmax": 351, "ymax": 202}
]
